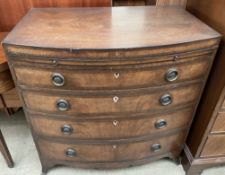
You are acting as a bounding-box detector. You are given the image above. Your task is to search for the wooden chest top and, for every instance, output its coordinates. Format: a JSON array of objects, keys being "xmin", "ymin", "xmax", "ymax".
[{"xmin": 3, "ymin": 6, "xmax": 220, "ymax": 50}]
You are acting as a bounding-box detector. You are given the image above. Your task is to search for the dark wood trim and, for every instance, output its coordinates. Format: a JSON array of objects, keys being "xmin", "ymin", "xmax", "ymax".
[
  {"xmin": 3, "ymin": 39, "xmax": 220, "ymax": 60},
  {"xmin": 0, "ymin": 130, "xmax": 14, "ymax": 168},
  {"xmin": 25, "ymin": 102, "xmax": 196, "ymax": 120},
  {"xmin": 28, "ymin": 104, "xmax": 195, "ymax": 121},
  {"xmin": 182, "ymin": 145, "xmax": 225, "ymax": 175},
  {"xmin": 20, "ymin": 79, "xmax": 203, "ymax": 96},
  {"xmin": 0, "ymin": 95, "xmax": 14, "ymax": 117},
  {"xmin": 12, "ymin": 52, "xmax": 212, "ymax": 71},
  {"xmin": 35, "ymin": 127, "xmax": 188, "ymax": 145},
  {"xmin": 41, "ymin": 152, "xmax": 175, "ymax": 171}
]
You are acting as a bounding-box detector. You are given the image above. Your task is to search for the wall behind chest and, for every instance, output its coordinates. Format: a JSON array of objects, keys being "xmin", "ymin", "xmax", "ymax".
[
  {"xmin": 0, "ymin": 0, "xmax": 112, "ymax": 31},
  {"xmin": 0, "ymin": 0, "xmax": 187, "ymax": 31}
]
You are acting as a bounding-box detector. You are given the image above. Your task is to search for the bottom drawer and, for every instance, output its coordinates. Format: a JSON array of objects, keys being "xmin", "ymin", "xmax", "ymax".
[
  {"xmin": 38, "ymin": 132, "xmax": 185, "ymax": 162},
  {"xmin": 201, "ymin": 135, "xmax": 225, "ymax": 157}
]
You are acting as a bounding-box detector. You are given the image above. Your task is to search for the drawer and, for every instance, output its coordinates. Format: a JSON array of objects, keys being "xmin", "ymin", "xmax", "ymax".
[
  {"xmin": 23, "ymin": 82, "xmax": 202, "ymax": 115},
  {"xmin": 38, "ymin": 132, "xmax": 185, "ymax": 162},
  {"xmin": 211, "ymin": 113, "xmax": 225, "ymax": 133},
  {"xmin": 31, "ymin": 107, "xmax": 193, "ymax": 139},
  {"xmin": 222, "ymin": 99, "xmax": 225, "ymax": 109},
  {"xmin": 201, "ymin": 135, "xmax": 225, "ymax": 157},
  {"xmin": 14, "ymin": 57, "xmax": 210, "ymax": 90}
]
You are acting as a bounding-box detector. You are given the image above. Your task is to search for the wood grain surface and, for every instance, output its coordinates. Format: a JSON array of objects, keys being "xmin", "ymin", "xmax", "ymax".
[
  {"xmin": 3, "ymin": 7, "xmax": 220, "ymax": 50},
  {"xmin": 22, "ymin": 82, "xmax": 202, "ymax": 115},
  {"xmin": 0, "ymin": 0, "xmax": 111, "ymax": 31},
  {"xmin": 0, "ymin": 32, "xmax": 14, "ymax": 93},
  {"xmin": 30, "ymin": 107, "xmax": 193, "ymax": 140},
  {"xmin": 1, "ymin": 88, "xmax": 22, "ymax": 108},
  {"xmin": 14, "ymin": 56, "xmax": 210, "ymax": 90},
  {"xmin": 201, "ymin": 135, "xmax": 225, "ymax": 157},
  {"xmin": 38, "ymin": 132, "xmax": 185, "ymax": 162},
  {"xmin": 3, "ymin": 6, "xmax": 220, "ymax": 173},
  {"xmin": 157, "ymin": 0, "xmax": 187, "ymax": 7},
  {"xmin": 222, "ymin": 99, "xmax": 225, "ymax": 109},
  {"xmin": 211, "ymin": 112, "xmax": 225, "ymax": 134},
  {"xmin": 0, "ymin": 32, "xmax": 8, "ymax": 69}
]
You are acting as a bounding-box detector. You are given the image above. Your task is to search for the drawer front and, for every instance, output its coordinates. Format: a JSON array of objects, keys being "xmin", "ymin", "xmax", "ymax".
[
  {"xmin": 38, "ymin": 132, "xmax": 185, "ymax": 162},
  {"xmin": 23, "ymin": 83, "xmax": 201, "ymax": 115},
  {"xmin": 14, "ymin": 58, "xmax": 209, "ymax": 90},
  {"xmin": 222, "ymin": 99, "xmax": 225, "ymax": 109},
  {"xmin": 211, "ymin": 113, "xmax": 225, "ymax": 133},
  {"xmin": 31, "ymin": 107, "xmax": 193, "ymax": 139},
  {"xmin": 201, "ymin": 135, "xmax": 225, "ymax": 157}
]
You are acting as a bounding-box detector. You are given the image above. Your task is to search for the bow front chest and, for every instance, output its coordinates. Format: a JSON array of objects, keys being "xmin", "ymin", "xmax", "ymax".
[{"xmin": 2, "ymin": 6, "xmax": 220, "ymax": 174}]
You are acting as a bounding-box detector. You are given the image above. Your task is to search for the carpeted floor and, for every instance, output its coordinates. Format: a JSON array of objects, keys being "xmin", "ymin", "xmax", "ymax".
[{"xmin": 0, "ymin": 110, "xmax": 225, "ymax": 175}]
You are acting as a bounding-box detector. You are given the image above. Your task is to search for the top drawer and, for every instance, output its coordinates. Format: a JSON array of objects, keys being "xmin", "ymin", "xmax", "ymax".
[{"xmin": 14, "ymin": 56, "xmax": 210, "ymax": 90}]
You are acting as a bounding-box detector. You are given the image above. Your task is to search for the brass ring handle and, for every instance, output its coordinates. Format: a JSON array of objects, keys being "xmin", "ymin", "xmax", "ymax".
[
  {"xmin": 56, "ymin": 99, "xmax": 70, "ymax": 111},
  {"xmin": 151, "ymin": 144, "xmax": 161, "ymax": 152},
  {"xmin": 65, "ymin": 148, "xmax": 76, "ymax": 157},
  {"xmin": 52, "ymin": 73, "xmax": 65, "ymax": 87},
  {"xmin": 61, "ymin": 124, "xmax": 73, "ymax": 134},
  {"xmin": 155, "ymin": 119, "xmax": 167, "ymax": 129},
  {"xmin": 159, "ymin": 94, "xmax": 172, "ymax": 106},
  {"xmin": 165, "ymin": 68, "xmax": 178, "ymax": 82}
]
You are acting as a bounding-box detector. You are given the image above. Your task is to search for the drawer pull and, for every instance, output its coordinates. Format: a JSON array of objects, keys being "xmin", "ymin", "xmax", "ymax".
[
  {"xmin": 160, "ymin": 94, "xmax": 172, "ymax": 106},
  {"xmin": 165, "ymin": 68, "xmax": 178, "ymax": 82},
  {"xmin": 155, "ymin": 119, "xmax": 167, "ymax": 129},
  {"xmin": 61, "ymin": 125, "xmax": 73, "ymax": 134},
  {"xmin": 112, "ymin": 145, "xmax": 117, "ymax": 149},
  {"xmin": 113, "ymin": 96, "xmax": 119, "ymax": 103},
  {"xmin": 113, "ymin": 120, "xmax": 119, "ymax": 126},
  {"xmin": 173, "ymin": 55, "xmax": 179, "ymax": 61},
  {"xmin": 56, "ymin": 99, "xmax": 70, "ymax": 111},
  {"xmin": 52, "ymin": 73, "xmax": 65, "ymax": 86},
  {"xmin": 52, "ymin": 60, "xmax": 57, "ymax": 64},
  {"xmin": 65, "ymin": 148, "xmax": 76, "ymax": 157},
  {"xmin": 151, "ymin": 144, "xmax": 161, "ymax": 152},
  {"xmin": 114, "ymin": 72, "xmax": 120, "ymax": 79}
]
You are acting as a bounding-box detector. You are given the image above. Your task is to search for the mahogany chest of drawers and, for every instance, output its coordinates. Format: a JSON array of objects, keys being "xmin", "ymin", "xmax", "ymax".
[{"xmin": 2, "ymin": 6, "xmax": 220, "ymax": 174}]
